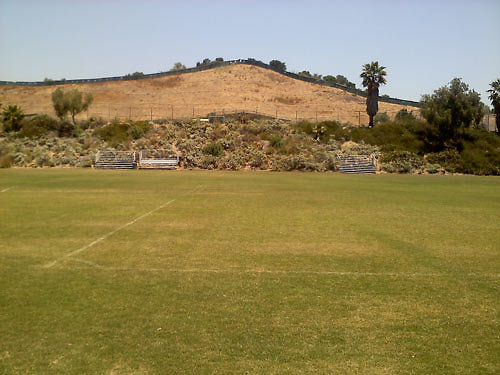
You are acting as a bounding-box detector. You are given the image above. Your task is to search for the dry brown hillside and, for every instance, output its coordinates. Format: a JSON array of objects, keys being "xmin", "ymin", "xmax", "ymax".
[{"xmin": 0, "ymin": 64, "xmax": 419, "ymax": 125}]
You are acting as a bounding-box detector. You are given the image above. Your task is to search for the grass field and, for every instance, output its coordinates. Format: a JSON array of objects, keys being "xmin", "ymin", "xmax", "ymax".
[{"xmin": 0, "ymin": 169, "xmax": 499, "ymax": 374}]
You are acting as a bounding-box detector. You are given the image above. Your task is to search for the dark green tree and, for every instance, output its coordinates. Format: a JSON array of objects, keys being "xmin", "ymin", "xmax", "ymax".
[
  {"xmin": 123, "ymin": 72, "xmax": 144, "ymax": 80},
  {"xmin": 487, "ymin": 78, "xmax": 500, "ymax": 133},
  {"xmin": 420, "ymin": 78, "xmax": 484, "ymax": 141},
  {"xmin": 2, "ymin": 105, "xmax": 25, "ymax": 132},
  {"xmin": 269, "ymin": 60, "xmax": 286, "ymax": 73},
  {"xmin": 51, "ymin": 88, "xmax": 93, "ymax": 124},
  {"xmin": 323, "ymin": 75, "xmax": 337, "ymax": 84},
  {"xmin": 170, "ymin": 62, "xmax": 186, "ymax": 71},
  {"xmin": 360, "ymin": 61, "xmax": 387, "ymax": 127},
  {"xmin": 395, "ymin": 109, "xmax": 416, "ymax": 121}
]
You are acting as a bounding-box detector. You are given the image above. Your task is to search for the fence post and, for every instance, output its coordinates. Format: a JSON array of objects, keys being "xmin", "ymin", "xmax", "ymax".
[
  {"xmin": 129, "ymin": 107, "xmax": 131, "ymax": 120},
  {"xmin": 296, "ymin": 111, "xmax": 298, "ymax": 123},
  {"xmin": 275, "ymin": 108, "xmax": 278, "ymax": 119},
  {"xmin": 150, "ymin": 108, "xmax": 153, "ymax": 121}
]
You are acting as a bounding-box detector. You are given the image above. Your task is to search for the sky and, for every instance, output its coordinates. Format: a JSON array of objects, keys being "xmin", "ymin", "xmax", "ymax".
[{"xmin": 0, "ymin": 0, "xmax": 499, "ymax": 102}]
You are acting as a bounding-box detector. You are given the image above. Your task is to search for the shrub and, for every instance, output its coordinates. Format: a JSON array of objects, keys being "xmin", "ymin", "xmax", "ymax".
[
  {"xmin": 380, "ymin": 151, "xmax": 424, "ymax": 173},
  {"xmin": 199, "ymin": 155, "xmax": 218, "ymax": 169},
  {"xmin": 295, "ymin": 120, "xmax": 347, "ymax": 143},
  {"xmin": 17, "ymin": 115, "xmax": 59, "ymax": 138},
  {"xmin": 426, "ymin": 149, "xmax": 462, "ymax": 172},
  {"xmin": 374, "ymin": 112, "xmax": 390, "ymax": 124},
  {"xmin": 98, "ymin": 121, "xmax": 124, "ymax": 142},
  {"xmin": 350, "ymin": 121, "xmax": 427, "ymax": 154},
  {"xmin": 0, "ymin": 154, "xmax": 13, "ymax": 168},
  {"xmin": 395, "ymin": 109, "xmax": 416, "ymax": 121},
  {"xmin": 248, "ymin": 150, "xmax": 267, "ymax": 168},
  {"xmin": 203, "ymin": 142, "xmax": 224, "ymax": 157},
  {"xmin": 269, "ymin": 134, "xmax": 284, "ymax": 148}
]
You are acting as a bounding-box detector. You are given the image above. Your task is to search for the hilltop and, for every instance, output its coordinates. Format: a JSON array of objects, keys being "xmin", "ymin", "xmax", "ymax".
[{"xmin": 0, "ymin": 62, "xmax": 419, "ymax": 125}]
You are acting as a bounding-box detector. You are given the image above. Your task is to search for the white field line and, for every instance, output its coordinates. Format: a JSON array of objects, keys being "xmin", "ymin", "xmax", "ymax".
[
  {"xmin": 1, "ymin": 186, "xmax": 14, "ymax": 193},
  {"xmin": 63, "ymin": 262, "xmax": 500, "ymax": 279},
  {"xmin": 43, "ymin": 185, "xmax": 204, "ymax": 268}
]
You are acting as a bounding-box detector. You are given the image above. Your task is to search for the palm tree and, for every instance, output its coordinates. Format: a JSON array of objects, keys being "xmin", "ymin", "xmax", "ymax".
[
  {"xmin": 360, "ymin": 61, "xmax": 387, "ymax": 127},
  {"xmin": 487, "ymin": 78, "xmax": 500, "ymax": 133},
  {"xmin": 2, "ymin": 105, "xmax": 25, "ymax": 132}
]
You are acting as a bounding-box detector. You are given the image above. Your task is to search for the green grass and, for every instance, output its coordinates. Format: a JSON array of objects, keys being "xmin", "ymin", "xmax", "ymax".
[{"xmin": 0, "ymin": 169, "xmax": 499, "ymax": 374}]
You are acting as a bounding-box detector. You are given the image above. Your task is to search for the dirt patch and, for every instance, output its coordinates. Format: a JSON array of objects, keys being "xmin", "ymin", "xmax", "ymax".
[
  {"xmin": 273, "ymin": 96, "xmax": 303, "ymax": 105},
  {"xmin": 150, "ymin": 76, "xmax": 184, "ymax": 88}
]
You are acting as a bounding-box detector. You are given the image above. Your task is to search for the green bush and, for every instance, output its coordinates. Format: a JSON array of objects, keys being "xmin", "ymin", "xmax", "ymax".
[
  {"xmin": 17, "ymin": 115, "xmax": 59, "ymax": 138},
  {"xmin": 95, "ymin": 121, "xmax": 152, "ymax": 146},
  {"xmin": 203, "ymin": 142, "xmax": 224, "ymax": 157},
  {"xmin": 374, "ymin": 112, "xmax": 390, "ymax": 124},
  {"xmin": 269, "ymin": 134, "xmax": 284, "ymax": 148},
  {"xmin": 395, "ymin": 109, "xmax": 416, "ymax": 121},
  {"xmin": 380, "ymin": 151, "xmax": 424, "ymax": 173},
  {"xmin": 426, "ymin": 149, "xmax": 462, "ymax": 172},
  {"xmin": 456, "ymin": 128, "xmax": 500, "ymax": 175},
  {"xmin": 295, "ymin": 120, "xmax": 347, "ymax": 143},
  {"xmin": 351, "ymin": 121, "xmax": 432, "ymax": 154}
]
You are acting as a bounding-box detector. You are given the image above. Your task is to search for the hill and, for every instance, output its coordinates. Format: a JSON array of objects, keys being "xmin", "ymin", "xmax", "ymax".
[{"xmin": 0, "ymin": 62, "xmax": 419, "ymax": 125}]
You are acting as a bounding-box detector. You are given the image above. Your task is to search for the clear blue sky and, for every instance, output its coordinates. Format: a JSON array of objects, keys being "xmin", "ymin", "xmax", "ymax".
[{"xmin": 1, "ymin": 0, "xmax": 499, "ymax": 102}]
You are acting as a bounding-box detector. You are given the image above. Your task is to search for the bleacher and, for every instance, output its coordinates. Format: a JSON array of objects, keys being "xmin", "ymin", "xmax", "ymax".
[
  {"xmin": 94, "ymin": 151, "xmax": 137, "ymax": 170},
  {"xmin": 339, "ymin": 155, "xmax": 377, "ymax": 174},
  {"xmin": 138, "ymin": 150, "xmax": 180, "ymax": 169}
]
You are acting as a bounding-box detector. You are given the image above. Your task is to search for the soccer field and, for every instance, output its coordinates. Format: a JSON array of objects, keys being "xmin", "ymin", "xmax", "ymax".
[{"xmin": 0, "ymin": 169, "xmax": 499, "ymax": 374}]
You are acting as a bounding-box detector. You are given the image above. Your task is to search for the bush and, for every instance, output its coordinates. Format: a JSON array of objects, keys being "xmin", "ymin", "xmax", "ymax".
[
  {"xmin": 295, "ymin": 121, "xmax": 347, "ymax": 143},
  {"xmin": 269, "ymin": 134, "xmax": 284, "ymax": 148},
  {"xmin": 94, "ymin": 121, "xmax": 151, "ymax": 146},
  {"xmin": 17, "ymin": 115, "xmax": 59, "ymax": 138},
  {"xmin": 395, "ymin": 109, "xmax": 416, "ymax": 121},
  {"xmin": 426, "ymin": 149, "xmax": 462, "ymax": 172},
  {"xmin": 203, "ymin": 142, "xmax": 224, "ymax": 157},
  {"xmin": 374, "ymin": 112, "xmax": 390, "ymax": 124},
  {"xmin": 456, "ymin": 128, "xmax": 500, "ymax": 175},
  {"xmin": 0, "ymin": 154, "xmax": 13, "ymax": 168},
  {"xmin": 380, "ymin": 151, "xmax": 424, "ymax": 173},
  {"xmin": 350, "ymin": 121, "xmax": 431, "ymax": 154}
]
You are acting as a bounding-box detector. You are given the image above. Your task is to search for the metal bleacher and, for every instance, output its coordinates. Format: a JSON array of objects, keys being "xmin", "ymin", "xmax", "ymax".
[
  {"xmin": 339, "ymin": 155, "xmax": 377, "ymax": 174},
  {"xmin": 94, "ymin": 151, "xmax": 137, "ymax": 169}
]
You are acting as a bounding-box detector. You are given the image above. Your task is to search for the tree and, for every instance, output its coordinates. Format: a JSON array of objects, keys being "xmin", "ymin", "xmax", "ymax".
[
  {"xmin": 323, "ymin": 75, "xmax": 337, "ymax": 84},
  {"xmin": 269, "ymin": 60, "xmax": 286, "ymax": 73},
  {"xmin": 420, "ymin": 78, "xmax": 484, "ymax": 141},
  {"xmin": 335, "ymin": 75, "xmax": 355, "ymax": 88},
  {"xmin": 123, "ymin": 72, "xmax": 144, "ymax": 80},
  {"xmin": 2, "ymin": 105, "xmax": 25, "ymax": 132},
  {"xmin": 487, "ymin": 78, "xmax": 500, "ymax": 133},
  {"xmin": 395, "ymin": 109, "xmax": 416, "ymax": 121},
  {"xmin": 51, "ymin": 88, "xmax": 93, "ymax": 124},
  {"xmin": 360, "ymin": 61, "xmax": 387, "ymax": 127},
  {"xmin": 170, "ymin": 62, "xmax": 186, "ymax": 72}
]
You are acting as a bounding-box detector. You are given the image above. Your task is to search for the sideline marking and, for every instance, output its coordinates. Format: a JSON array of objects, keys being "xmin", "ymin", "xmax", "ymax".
[
  {"xmin": 43, "ymin": 185, "xmax": 204, "ymax": 268},
  {"xmin": 1, "ymin": 186, "xmax": 14, "ymax": 193},
  {"xmin": 63, "ymin": 262, "xmax": 500, "ymax": 279}
]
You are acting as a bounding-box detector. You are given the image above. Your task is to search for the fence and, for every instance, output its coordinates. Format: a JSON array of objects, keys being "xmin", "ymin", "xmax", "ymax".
[
  {"xmin": 0, "ymin": 59, "xmax": 420, "ymax": 108},
  {"xmin": 13, "ymin": 102, "xmax": 422, "ymax": 126}
]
